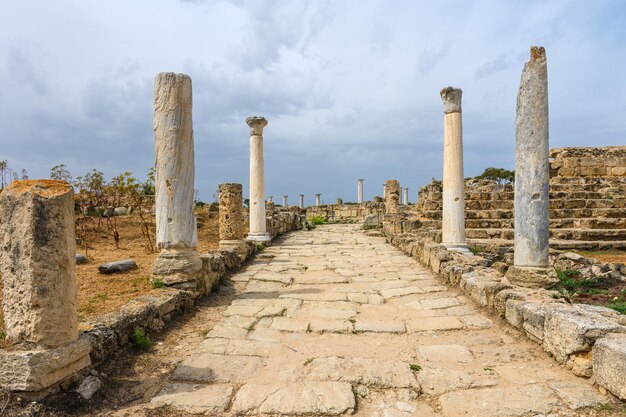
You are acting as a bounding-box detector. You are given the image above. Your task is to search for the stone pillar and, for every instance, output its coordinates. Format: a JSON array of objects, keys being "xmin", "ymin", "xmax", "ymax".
[
  {"xmin": 299, "ymin": 194, "xmax": 304, "ymax": 209},
  {"xmin": 440, "ymin": 87, "xmax": 468, "ymax": 252},
  {"xmin": 385, "ymin": 180, "xmax": 400, "ymax": 214},
  {"xmin": 0, "ymin": 180, "xmax": 90, "ymax": 391},
  {"xmin": 218, "ymin": 183, "xmax": 247, "ymax": 259},
  {"xmin": 357, "ymin": 179, "xmax": 364, "ymax": 203},
  {"xmin": 268, "ymin": 196, "xmax": 273, "ymax": 203},
  {"xmin": 315, "ymin": 194, "xmax": 321, "ymax": 206},
  {"xmin": 403, "ymin": 187, "xmax": 409, "ymax": 205},
  {"xmin": 246, "ymin": 116, "xmax": 271, "ymax": 243},
  {"xmin": 383, "ymin": 184, "xmax": 386, "ymax": 199},
  {"xmin": 283, "ymin": 195, "xmax": 288, "ymax": 207},
  {"xmin": 152, "ymin": 73, "xmax": 202, "ymax": 287},
  {"xmin": 337, "ymin": 197, "xmax": 343, "ymax": 205},
  {"xmin": 506, "ymin": 47, "xmax": 553, "ymax": 287}
]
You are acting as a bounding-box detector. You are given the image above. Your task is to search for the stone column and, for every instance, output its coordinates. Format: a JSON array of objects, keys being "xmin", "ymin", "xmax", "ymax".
[
  {"xmin": 385, "ymin": 180, "xmax": 400, "ymax": 214},
  {"xmin": 0, "ymin": 180, "xmax": 90, "ymax": 391},
  {"xmin": 337, "ymin": 197, "xmax": 343, "ymax": 205},
  {"xmin": 152, "ymin": 73, "xmax": 202, "ymax": 287},
  {"xmin": 403, "ymin": 187, "xmax": 409, "ymax": 206},
  {"xmin": 383, "ymin": 184, "xmax": 386, "ymax": 199},
  {"xmin": 440, "ymin": 87, "xmax": 468, "ymax": 252},
  {"xmin": 218, "ymin": 183, "xmax": 247, "ymax": 259},
  {"xmin": 506, "ymin": 47, "xmax": 553, "ymax": 287},
  {"xmin": 283, "ymin": 195, "xmax": 288, "ymax": 207},
  {"xmin": 299, "ymin": 194, "xmax": 304, "ymax": 209},
  {"xmin": 268, "ymin": 196, "xmax": 273, "ymax": 203},
  {"xmin": 357, "ymin": 179, "xmax": 364, "ymax": 203},
  {"xmin": 246, "ymin": 116, "xmax": 271, "ymax": 243},
  {"xmin": 315, "ymin": 194, "xmax": 321, "ymax": 206}
]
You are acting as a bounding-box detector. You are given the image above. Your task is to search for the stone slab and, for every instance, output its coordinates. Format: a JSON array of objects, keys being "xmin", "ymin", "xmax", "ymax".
[
  {"xmin": 151, "ymin": 383, "xmax": 233, "ymax": 414},
  {"xmin": 171, "ymin": 354, "xmax": 262, "ymax": 383},
  {"xmin": 406, "ymin": 317, "xmax": 464, "ymax": 333}
]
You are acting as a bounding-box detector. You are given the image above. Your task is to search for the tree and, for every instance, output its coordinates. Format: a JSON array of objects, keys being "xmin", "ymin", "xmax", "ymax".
[
  {"xmin": 475, "ymin": 167, "xmax": 515, "ymax": 184},
  {"xmin": 0, "ymin": 160, "xmax": 8, "ymax": 189},
  {"xmin": 20, "ymin": 169, "xmax": 28, "ymax": 180},
  {"xmin": 50, "ymin": 164, "xmax": 72, "ymax": 182},
  {"xmin": 140, "ymin": 167, "xmax": 155, "ymax": 195}
]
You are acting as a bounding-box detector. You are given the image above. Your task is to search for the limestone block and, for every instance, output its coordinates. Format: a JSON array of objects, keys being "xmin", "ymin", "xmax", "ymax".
[
  {"xmin": 385, "ymin": 180, "xmax": 400, "ymax": 214},
  {"xmin": 459, "ymin": 270, "xmax": 511, "ymax": 308},
  {"xmin": 593, "ymin": 334, "xmax": 626, "ymax": 400},
  {"xmin": 219, "ymin": 183, "xmax": 244, "ymax": 241},
  {"xmin": 98, "ymin": 259, "xmax": 138, "ymax": 274},
  {"xmin": 0, "ymin": 337, "xmax": 91, "ymax": 391},
  {"xmin": 0, "ymin": 180, "xmax": 78, "ymax": 348},
  {"xmin": 543, "ymin": 307, "xmax": 624, "ymax": 363}
]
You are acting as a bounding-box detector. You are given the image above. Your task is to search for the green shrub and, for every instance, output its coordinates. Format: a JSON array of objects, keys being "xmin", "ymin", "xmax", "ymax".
[
  {"xmin": 131, "ymin": 328, "xmax": 152, "ymax": 350},
  {"xmin": 0, "ymin": 331, "xmax": 6, "ymax": 340},
  {"xmin": 309, "ymin": 216, "xmax": 326, "ymax": 225},
  {"xmin": 409, "ymin": 364, "xmax": 422, "ymax": 372},
  {"xmin": 152, "ymin": 279, "xmax": 165, "ymax": 289}
]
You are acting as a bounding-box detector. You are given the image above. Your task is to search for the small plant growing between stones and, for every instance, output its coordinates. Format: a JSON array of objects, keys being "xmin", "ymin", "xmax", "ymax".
[
  {"xmin": 309, "ymin": 216, "xmax": 326, "ymax": 225},
  {"xmin": 152, "ymin": 279, "xmax": 165, "ymax": 289},
  {"xmin": 132, "ymin": 328, "xmax": 152, "ymax": 350},
  {"xmin": 303, "ymin": 358, "xmax": 314, "ymax": 366},
  {"xmin": 483, "ymin": 367, "xmax": 493, "ymax": 372},
  {"xmin": 255, "ymin": 243, "xmax": 265, "ymax": 251},
  {"xmin": 547, "ymin": 351, "xmax": 554, "ymax": 358},
  {"xmin": 349, "ymin": 318, "xmax": 356, "ymax": 324},
  {"xmin": 409, "ymin": 364, "xmax": 422, "ymax": 372},
  {"xmin": 0, "ymin": 332, "xmax": 5, "ymax": 340}
]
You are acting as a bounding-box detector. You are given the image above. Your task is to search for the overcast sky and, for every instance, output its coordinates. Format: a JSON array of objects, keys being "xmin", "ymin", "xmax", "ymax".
[{"xmin": 1, "ymin": 1, "xmax": 624, "ymax": 204}]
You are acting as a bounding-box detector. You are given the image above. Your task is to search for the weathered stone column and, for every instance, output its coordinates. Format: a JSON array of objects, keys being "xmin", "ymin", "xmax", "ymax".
[
  {"xmin": 441, "ymin": 87, "xmax": 468, "ymax": 252},
  {"xmin": 268, "ymin": 196, "xmax": 273, "ymax": 203},
  {"xmin": 506, "ymin": 46, "xmax": 553, "ymax": 287},
  {"xmin": 357, "ymin": 179, "xmax": 364, "ymax": 203},
  {"xmin": 246, "ymin": 116, "xmax": 271, "ymax": 243},
  {"xmin": 315, "ymin": 194, "xmax": 321, "ymax": 206},
  {"xmin": 385, "ymin": 180, "xmax": 400, "ymax": 214},
  {"xmin": 0, "ymin": 180, "xmax": 91, "ymax": 391},
  {"xmin": 299, "ymin": 194, "xmax": 304, "ymax": 209},
  {"xmin": 152, "ymin": 73, "xmax": 202, "ymax": 287},
  {"xmin": 383, "ymin": 184, "xmax": 386, "ymax": 199},
  {"xmin": 218, "ymin": 183, "xmax": 248, "ymax": 259},
  {"xmin": 283, "ymin": 195, "xmax": 288, "ymax": 207},
  {"xmin": 403, "ymin": 187, "xmax": 409, "ymax": 206}
]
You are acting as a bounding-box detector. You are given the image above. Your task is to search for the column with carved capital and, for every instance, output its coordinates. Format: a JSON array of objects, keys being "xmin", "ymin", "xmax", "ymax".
[
  {"xmin": 246, "ymin": 116, "xmax": 271, "ymax": 243},
  {"xmin": 315, "ymin": 194, "xmax": 321, "ymax": 206},
  {"xmin": 299, "ymin": 194, "xmax": 304, "ymax": 209},
  {"xmin": 357, "ymin": 179, "xmax": 364, "ymax": 203},
  {"xmin": 441, "ymin": 87, "xmax": 468, "ymax": 252}
]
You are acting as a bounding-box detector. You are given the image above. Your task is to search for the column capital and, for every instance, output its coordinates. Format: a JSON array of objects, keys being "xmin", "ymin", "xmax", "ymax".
[
  {"xmin": 246, "ymin": 116, "xmax": 268, "ymax": 135},
  {"xmin": 440, "ymin": 87, "xmax": 462, "ymax": 114}
]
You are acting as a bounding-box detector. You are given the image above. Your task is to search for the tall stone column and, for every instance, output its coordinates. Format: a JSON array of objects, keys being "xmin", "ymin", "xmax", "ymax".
[
  {"xmin": 268, "ymin": 196, "xmax": 273, "ymax": 203},
  {"xmin": 247, "ymin": 116, "xmax": 271, "ymax": 243},
  {"xmin": 219, "ymin": 183, "xmax": 248, "ymax": 259},
  {"xmin": 315, "ymin": 194, "xmax": 321, "ymax": 206},
  {"xmin": 506, "ymin": 46, "xmax": 553, "ymax": 287},
  {"xmin": 383, "ymin": 184, "xmax": 386, "ymax": 200},
  {"xmin": 403, "ymin": 187, "xmax": 409, "ymax": 206},
  {"xmin": 0, "ymin": 180, "xmax": 90, "ymax": 391},
  {"xmin": 441, "ymin": 87, "xmax": 468, "ymax": 251},
  {"xmin": 357, "ymin": 179, "xmax": 364, "ymax": 203},
  {"xmin": 299, "ymin": 194, "xmax": 304, "ymax": 209},
  {"xmin": 283, "ymin": 195, "xmax": 288, "ymax": 207},
  {"xmin": 385, "ymin": 180, "xmax": 400, "ymax": 214},
  {"xmin": 152, "ymin": 73, "xmax": 202, "ymax": 286}
]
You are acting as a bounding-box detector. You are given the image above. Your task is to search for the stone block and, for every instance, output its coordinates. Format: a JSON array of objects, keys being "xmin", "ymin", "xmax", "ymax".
[{"xmin": 592, "ymin": 334, "xmax": 626, "ymax": 400}]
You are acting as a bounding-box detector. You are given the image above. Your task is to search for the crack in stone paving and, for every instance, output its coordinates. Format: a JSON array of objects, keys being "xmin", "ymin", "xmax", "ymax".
[{"xmin": 149, "ymin": 224, "xmax": 608, "ymax": 417}]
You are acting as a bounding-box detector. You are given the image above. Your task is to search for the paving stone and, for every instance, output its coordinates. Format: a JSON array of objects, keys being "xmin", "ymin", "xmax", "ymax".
[
  {"xmin": 439, "ymin": 384, "xmax": 559, "ymax": 417},
  {"xmin": 294, "ymin": 308, "xmax": 356, "ymax": 320},
  {"xmin": 231, "ymin": 381, "xmax": 355, "ymax": 415},
  {"xmin": 172, "ymin": 354, "xmax": 262, "ymax": 383},
  {"xmin": 354, "ymin": 320, "xmax": 406, "ymax": 333},
  {"xmin": 418, "ymin": 367, "xmax": 498, "ymax": 395},
  {"xmin": 461, "ymin": 315, "xmax": 494, "ymax": 329},
  {"xmin": 223, "ymin": 305, "xmax": 263, "ymax": 317},
  {"xmin": 347, "ymin": 292, "xmax": 385, "ymax": 305},
  {"xmin": 402, "ymin": 297, "xmax": 460, "ymax": 310},
  {"xmin": 280, "ymin": 292, "xmax": 348, "ymax": 302},
  {"xmin": 416, "ymin": 344, "xmax": 474, "ymax": 363},
  {"xmin": 150, "ymin": 383, "xmax": 233, "ymax": 414},
  {"xmin": 205, "ymin": 325, "xmax": 249, "ymax": 340},
  {"xmin": 306, "ymin": 356, "xmax": 419, "ymax": 389},
  {"xmin": 251, "ymin": 272, "xmax": 293, "ymax": 284},
  {"xmin": 255, "ymin": 306, "xmax": 286, "ymax": 318},
  {"xmin": 381, "ymin": 286, "xmax": 425, "ymax": 299},
  {"xmin": 294, "ymin": 271, "xmax": 348, "ymax": 284},
  {"xmin": 309, "ymin": 319, "xmax": 353, "ymax": 333},
  {"xmin": 270, "ymin": 317, "xmax": 310, "ymax": 332},
  {"xmin": 406, "ymin": 317, "xmax": 464, "ymax": 333},
  {"xmin": 548, "ymin": 381, "xmax": 606, "ymax": 409}
]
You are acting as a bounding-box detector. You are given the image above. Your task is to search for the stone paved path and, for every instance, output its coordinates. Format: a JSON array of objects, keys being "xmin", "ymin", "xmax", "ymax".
[{"xmin": 151, "ymin": 224, "xmax": 607, "ymax": 416}]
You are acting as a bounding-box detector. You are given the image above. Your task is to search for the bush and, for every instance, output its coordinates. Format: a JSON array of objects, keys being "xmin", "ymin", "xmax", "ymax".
[
  {"xmin": 131, "ymin": 328, "xmax": 152, "ymax": 350},
  {"xmin": 152, "ymin": 279, "xmax": 165, "ymax": 289},
  {"xmin": 309, "ymin": 216, "xmax": 326, "ymax": 225},
  {"xmin": 475, "ymin": 167, "xmax": 515, "ymax": 184},
  {"xmin": 0, "ymin": 331, "xmax": 6, "ymax": 340}
]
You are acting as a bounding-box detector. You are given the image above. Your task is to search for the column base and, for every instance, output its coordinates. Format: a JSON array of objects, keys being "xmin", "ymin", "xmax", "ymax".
[
  {"xmin": 152, "ymin": 247, "xmax": 202, "ymax": 286},
  {"xmin": 246, "ymin": 233, "xmax": 271, "ymax": 244},
  {"xmin": 0, "ymin": 337, "xmax": 91, "ymax": 392},
  {"xmin": 443, "ymin": 243, "xmax": 472, "ymax": 254},
  {"xmin": 219, "ymin": 239, "xmax": 251, "ymax": 261},
  {"xmin": 505, "ymin": 265, "xmax": 557, "ymax": 288}
]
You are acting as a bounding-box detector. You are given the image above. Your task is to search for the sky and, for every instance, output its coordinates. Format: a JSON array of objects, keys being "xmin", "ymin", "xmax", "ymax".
[{"xmin": 1, "ymin": 0, "xmax": 625, "ymax": 205}]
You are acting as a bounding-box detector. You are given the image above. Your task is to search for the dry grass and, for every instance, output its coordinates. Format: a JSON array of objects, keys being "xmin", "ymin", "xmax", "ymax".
[
  {"xmin": 0, "ymin": 207, "xmax": 221, "ymax": 338},
  {"xmin": 575, "ymin": 249, "xmax": 626, "ymax": 264}
]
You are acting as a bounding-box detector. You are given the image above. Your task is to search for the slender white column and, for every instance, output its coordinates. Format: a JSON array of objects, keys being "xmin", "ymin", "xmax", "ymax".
[
  {"xmin": 315, "ymin": 194, "xmax": 321, "ymax": 206},
  {"xmin": 283, "ymin": 195, "xmax": 288, "ymax": 207},
  {"xmin": 382, "ymin": 184, "xmax": 386, "ymax": 199},
  {"xmin": 441, "ymin": 87, "xmax": 467, "ymax": 251},
  {"xmin": 357, "ymin": 179, "xmax": 364, "ymax": 203},
  {"xmin": 268, "ymin": 196, "xmax": 273, "ymax": 203},
  {"xmin": 247, "ymin": 116, "xmax": 271, "ymax": 242},
  {"xmin": 152, "ymin": 72, "xmax": 202, "ymax": 284},
  {"xmin": 403, "ymin": 187, "xmax": 409, "ymax": 205},
  {"xmin": 299, "ymin": 194, "xmax": 304, "ymax": 209}
]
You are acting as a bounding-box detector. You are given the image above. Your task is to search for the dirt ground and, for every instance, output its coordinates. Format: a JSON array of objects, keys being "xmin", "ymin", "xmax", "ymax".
[
  {"xmin": 576, "ymin": 249, "xmax": 626, "ymax": 264},
  {"xmin": 0, "ymin": 207, "xmax": 220, "ymax": 338}
]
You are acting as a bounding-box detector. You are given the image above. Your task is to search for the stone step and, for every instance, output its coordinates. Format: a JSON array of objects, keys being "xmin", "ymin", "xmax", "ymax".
[
  {"xmin": 411, "ymin": 216, "xmax": 626, "ymax": 231},
  {"xmin": 468, "ymin": 239, "xmax": 626, "ymax": 251},
  {"xmin": 414, "ymin": 207, "xmax": 626, "ymax": 221},
  {"xmin": 466, "ymin": 228, "xmax": 626, "ymax": 241}
]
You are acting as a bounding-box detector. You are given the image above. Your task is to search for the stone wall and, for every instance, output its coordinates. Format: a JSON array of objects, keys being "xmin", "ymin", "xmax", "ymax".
[
  {"xmin": 306, "ymin": 202, "xmax": 385, "ymax": 223},
  {"xmin": 551, "ymin": 146, "xmax": 626, "ymax": 178},
  {"xmin": 383, "ymin": 226, "xmax": 626, "ymax": 400}
]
